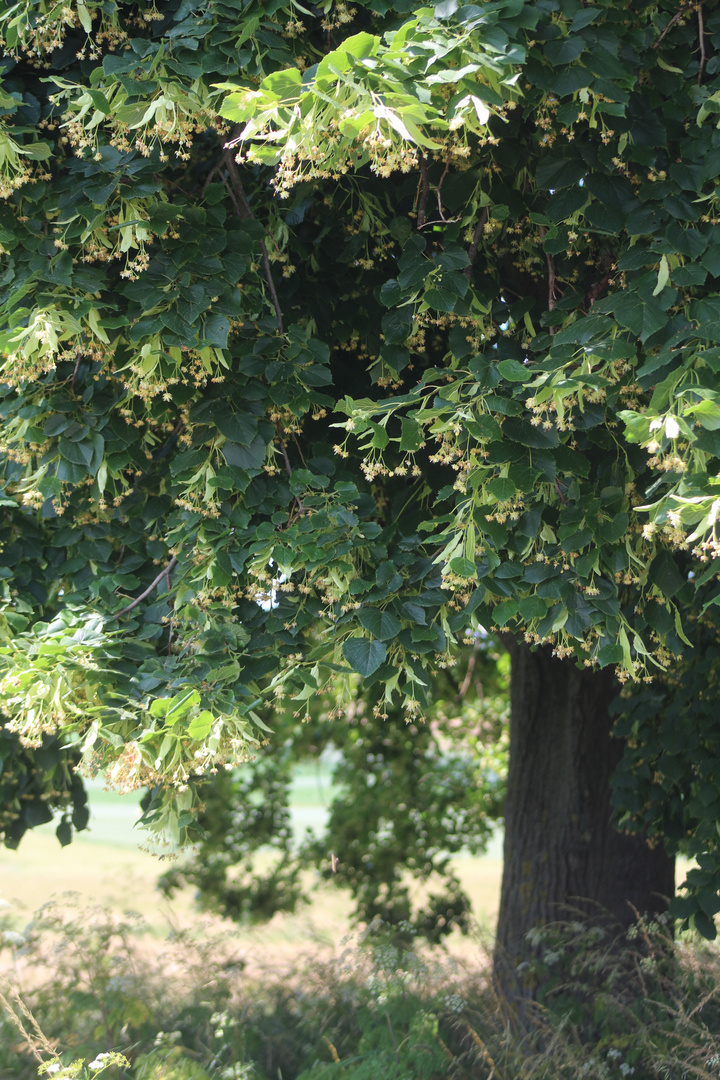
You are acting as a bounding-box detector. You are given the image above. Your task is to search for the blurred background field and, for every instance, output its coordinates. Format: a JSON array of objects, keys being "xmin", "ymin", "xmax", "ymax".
[{"xmin": 1, "ymin": 764, "xmax": 504, "ymax": 966}]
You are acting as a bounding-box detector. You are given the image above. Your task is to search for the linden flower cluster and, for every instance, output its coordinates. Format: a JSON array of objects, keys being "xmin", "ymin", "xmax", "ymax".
[
  {"xmin": 321, "ymin": 2, "xmax": 357, "ymax": 30},
  {"xmin": 0, "ymin": 153, "xmax": 35, "ymax": 199},
  {"xmin": 692, "ymin": 537, "xmax": 720, "ymax": 561},
  {"xmin": 0, "ymin": 3, "xmax": 83, "ymax": 61},
  {"xmin": 53, "ymin": 197, "xmax": 167, "ymax": 279},
  {"xmin": 265, "ymin": 121, "xmax": 419, "ymax": 197},
  {"xmin": 485, "ymin": 497, "xmax": 525, "ymax": 525},
  {"xmin": 118, "ymin": 348, "xmax": 226, "ymax": 407},
  {"xmin": 428, "ymin": 436, "xmax": 463, "ymax": 466},
  {"xmin": 57, "ymin": 81, "xmax": 223, "ymax": 164},
  {"xmin": 76, "ymin": 19, "xmax": 128, "ymax": 57},
  {"xmin": 646, "ymin": 447, "xmax": 688, "ymax": 473},
  {"xmin": 364, "ymin": 130, "xmax": 419, "ymax": 179},
  {"xmin": 174, "ymin": 494, "xmax": 222, "ymax": 520},
  {"xmin": 525, "ymin": 396, "xmax": 572, "ymax": 432}
]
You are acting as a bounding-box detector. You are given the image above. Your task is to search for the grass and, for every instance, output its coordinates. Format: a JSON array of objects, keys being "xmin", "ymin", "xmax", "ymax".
[
  {"xmin": 0, "ymin": 775, "xmax": 710, "ymax": 1080},
  {"xmin": 0, "ymin": 771, "xmax": 502, "ymax": 969},
  {"xmin": 0, "ymin": 769, "xmax": 689, "ymax": 970},
  {"xmin": 4, "ymin": 898, "xmax": 720, "ymax": 1080}
]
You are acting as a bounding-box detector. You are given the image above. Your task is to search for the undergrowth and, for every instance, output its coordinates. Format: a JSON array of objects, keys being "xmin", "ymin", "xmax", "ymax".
[{"xmin": 2, "ymin": 899, "xmax": 720, "ymax": 1080}]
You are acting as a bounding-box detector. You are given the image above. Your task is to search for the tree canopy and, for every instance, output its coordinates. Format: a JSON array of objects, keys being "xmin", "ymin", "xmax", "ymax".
[{"xmin": 1, "ymin": 0, "xmax": 720, "ymax": 932}]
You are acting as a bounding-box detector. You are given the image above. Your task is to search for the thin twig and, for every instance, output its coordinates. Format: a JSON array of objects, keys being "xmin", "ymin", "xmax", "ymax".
[
  {"xmin": 219, "ymin": 169, "xmax": 244, "ymax": 219},
  {"xmin": 420, "ymin": 216, "xmax": 461, "ymax": 229},
  {"xmin": 537, "ymin": 225, "xmax": 558, "ymax": 332},
  {"xmin": 417, "ymin": 154, "xmax": 430, "ymax": 230},
  {"xmin": 224, "ymin": 154, "xmax": 284, "ymax": 333},
  {"xmin": 274, "ymin": 423, "xmax": 307, "ymax": 521},
  {"xmin": 697, "ymin": 2, "xmax": 706, "ymax": 85},
  {"xmin": 276, "ymin": 423, "xmax": 294, "ymax": 479},
  {"xmin": 652, "ymin": 7, "xmax": 685, "ymax": 47},
  {"xmin": 546, "ymin": 251, "xmax": 557, "ymax": 335},
  {"xmin": 291, "ymin": 431, "xmax": 308, "ymax": 468},
  {"xmin": 458, "ymin": 648, "xmax": 479, "ymax": 701},
  {"xmin": 436, "ymin": 155, "xmax": 452, "ymax": 221},
  {"xmin": 114, "ymin": 555, "xmax": 178, "ymax": 618},
  {"xmin": 201, "ymin": 152, "xmax": 227, "ymax": 196},
  {"xmin": 464, "ymin": 209, "xmax": 489, "ymax": 280},
  {"xmin": 70, "ymin": 354, "xmax": 81, "ymax": 392}
]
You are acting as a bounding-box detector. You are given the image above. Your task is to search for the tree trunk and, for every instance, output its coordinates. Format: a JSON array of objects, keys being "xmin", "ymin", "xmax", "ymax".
[{"xmin": 494, "ymin": 640, "xmax": 675, "ymax": 997}]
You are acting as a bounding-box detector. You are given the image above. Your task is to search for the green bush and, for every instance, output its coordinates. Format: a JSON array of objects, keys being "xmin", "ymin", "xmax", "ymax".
[{"xmin": 3, "ymin": 901, "xmax": 720, "ymax": 1080}]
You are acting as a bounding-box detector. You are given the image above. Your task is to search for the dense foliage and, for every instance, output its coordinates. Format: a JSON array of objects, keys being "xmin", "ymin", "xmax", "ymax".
[{"xmin": 1, "ymin": 0, "xmax": 720, "ymax": 931}]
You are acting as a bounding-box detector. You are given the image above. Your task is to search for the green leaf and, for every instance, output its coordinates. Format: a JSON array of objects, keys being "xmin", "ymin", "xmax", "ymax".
[
  {"xmin": 202, "ymin": 313, "xmax": 230, "ymax": 347},
  {"xmin": 342, "ymin": 638, "xmax": 387, "ymax": 677},
  {"xmin": 223, "ymin": 435, "xmax": 267, "ymax": 470},
  {"xmin": 423, "ymin": 288, "xmax": 457, "ymax": 312},
  {"xmin": 536, "ymin": 156, "xmax": 586, "ymax": 190},
  {"xmin": 518, "ymin": 596, "xmax": 547, "ymax": 619},
  {"xmin": 497, "ymin": 359, "xmax": 530, "ymax": 382},
  {"xmin": 44, "ymin": 414, "xmax": 72, "ymax": 437},
  {"xmin": 76, "ymin": 0, "xmax": 93, "ymax": 32},
  {"xmin": 486, "ymin": 477, "xmax": 516, "ymax": 501},
  {"xmin": 370, "ymin": 421, "xmax": 389, "ymax": 449},
  {"xmin": 207, "ymin": 659, "xmax": 241, "ymax": 683},
  {"xmin": 648, "ymin": 550, "xmax": 685, "ymax": 598},
  {"xmin": 358, "ymin": 607, "xmax": 402, "ymax": 640},
  {"xmin": 693, "ymin": 911, "xmax": 718, "ymax": 941},
  {"xmin": 187, "ymin": 710, "xmax": 215, "ymax": 740},
  {"xmin": 216, "ymin": 410, "xmax": 258, "ymax": 446},
  {"xmin": 56, "ymin": 818, "xmax": 72, "ymax": 847},
  {"xmin": 449, "ymin": 556, "xmax": 476, "ymax": 578},
  {"xmin": 608, "ymin": 292, "xmax": 668, "ymax": 342},
  {"xmin": 435, "ymin": 0, "xmax": 458, "ymax": 16},
  {"xmin": 652, "ymin": 255, "xmax": 671, "ymax": 296},
  {"xmin": 399, "ymin": 418, "xmax": 423, "ymax": 452},
  {"xmin": 493, "ymin": 600, "xmax": 518, "ymax": 626}
]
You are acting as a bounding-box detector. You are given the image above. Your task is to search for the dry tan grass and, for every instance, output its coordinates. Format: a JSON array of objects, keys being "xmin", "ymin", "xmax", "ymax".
[
  {"xmin": 0, "ymin": 801, "xmax": 691, "ymax": 975},
  {"xmin": 1, "ymin": 823, "xmax": 503, "ymax": 979}
]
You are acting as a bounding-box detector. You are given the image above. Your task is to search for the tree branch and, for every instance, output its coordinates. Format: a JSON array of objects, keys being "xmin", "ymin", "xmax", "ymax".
[
  {"xmin": 417, "ymin": 155, "xmax": 430, "ymax": 230},
  {"xmin": 546, "ymin": 253, "xmax": 556, "ymax": 312},
  {"xmin": 586, "ymin": 272, "xmax": 612, "ymax": 307},
  {"xmin": 457, "ymin": 649, "xmax": 480, "ymax": 701},
  {"xmin": 275, "ymin": 423, "xmax": 307, "ymax": 523},
  {"xmin": 464, "ymin": 209, "xmax": 489, "ymax": 280},
  {"xmin": 276, "ymin": 423, "xmax": 294, "ymax": 479},
  {"xmin": 113, "ymin": 555, "xmax": 178, "ymax": 618},
  {"xmin": 220, "ymin": 149, "xmax": 285, "ymax": 333},
  {"xmin": 546, "ymin": 251, "xmax": 557, "ymax": 335},
  {"xmin": 201, "ymin": 151, "xmax": 227, "ymax": 196},
  {"xmin": 70, "ymin": 354, "xmax": 81, "ymax": 392},
  {"xmin": 436, "ymin": 156, "xmax": 451, "ymax": 222},
  {"xmin": 698, "ymin": 3, "xmax": 706, "ymax": 85},
  {"xmin": 652, "ymin": 8, "xmax": 685, "ymax": 47}
]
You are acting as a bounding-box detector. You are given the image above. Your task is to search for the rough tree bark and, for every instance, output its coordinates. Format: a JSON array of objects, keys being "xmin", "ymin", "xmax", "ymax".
[{"xmin": 494, "ymin": 639, "xmax": 675, "ymax": 997}]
